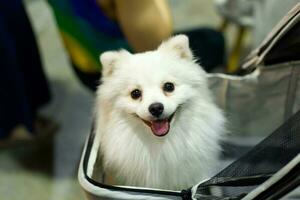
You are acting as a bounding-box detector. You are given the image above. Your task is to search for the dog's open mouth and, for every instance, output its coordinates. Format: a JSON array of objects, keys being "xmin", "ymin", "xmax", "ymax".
[{"xmin": 141, "ymin": 113, "xmax": 175, "ymax": 137}]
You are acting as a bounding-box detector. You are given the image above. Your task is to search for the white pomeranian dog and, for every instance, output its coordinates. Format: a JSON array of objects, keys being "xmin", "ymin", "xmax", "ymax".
[{"xmin": 94, "ymin": 35, "xmax": 225, "ymax": 191}]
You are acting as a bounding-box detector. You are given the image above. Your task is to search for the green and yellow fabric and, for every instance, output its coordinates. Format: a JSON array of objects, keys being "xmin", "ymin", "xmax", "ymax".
[{"xmin": 48, "ymin": 0, "xmax": 131, "ymax": 90}]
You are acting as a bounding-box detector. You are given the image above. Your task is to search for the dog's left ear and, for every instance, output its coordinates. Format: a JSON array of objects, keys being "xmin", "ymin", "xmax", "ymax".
[
  {"xmin": 100, "ymin": 50, "xmax": 130, "ymax": 77},
  {"xmin": 158, "ymin": 35, "xmax": 193, "ymax": 60}
]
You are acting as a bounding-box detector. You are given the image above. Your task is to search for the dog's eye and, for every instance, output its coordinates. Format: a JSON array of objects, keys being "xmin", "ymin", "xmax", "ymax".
[
  {"xmin": 131, "ymin": 89, "xmax": 142, "ymax": 99},
  {"xmin": 163, "ymin": 82, "xmax": 175, "ymax": 92}
]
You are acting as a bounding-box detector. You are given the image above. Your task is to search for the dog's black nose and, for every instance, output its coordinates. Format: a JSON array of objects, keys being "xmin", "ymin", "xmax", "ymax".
[{"xmin": 149, "ymin": 103, "xmax": 164, "ymax": 117}]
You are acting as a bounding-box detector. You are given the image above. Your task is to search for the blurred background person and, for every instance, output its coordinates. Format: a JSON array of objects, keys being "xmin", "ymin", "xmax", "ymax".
[
  {"xmin": 48, "ymin": 0, "xmax": 225, "ymax": 90},
  {"xmin": 0, "ymin": 0, "xmax": 57, "ymax": 146}
]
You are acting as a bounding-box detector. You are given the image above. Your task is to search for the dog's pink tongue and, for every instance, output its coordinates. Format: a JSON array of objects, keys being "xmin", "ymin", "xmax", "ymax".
[{"xmin": 151, "ymin": 120, "xmax": 169, "ymax": 136}]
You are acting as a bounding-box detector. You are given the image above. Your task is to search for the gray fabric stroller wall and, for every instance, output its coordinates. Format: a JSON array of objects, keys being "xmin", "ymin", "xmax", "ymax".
[
  {"xmin": 208, "ymin": 3, "xmax": 300, "ymax": 137},
  {"xmin": 78, "ymin": 3, "xmax": 300, "ymax": 200}
]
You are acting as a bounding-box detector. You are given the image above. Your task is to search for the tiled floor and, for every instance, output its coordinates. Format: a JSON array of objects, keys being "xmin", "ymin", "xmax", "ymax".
[{"xmin": 0, "ymin": 0, "xmax": 223, "ymax": 199}]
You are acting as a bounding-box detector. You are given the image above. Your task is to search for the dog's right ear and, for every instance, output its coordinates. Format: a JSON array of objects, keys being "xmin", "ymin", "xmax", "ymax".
[
  {"xmin": 100, "ymin": 50, "xmax": 130, "ymax": 77},
  {"xmin": 158, "ymin": 35, "xmax": 193, "ymax": 60}
]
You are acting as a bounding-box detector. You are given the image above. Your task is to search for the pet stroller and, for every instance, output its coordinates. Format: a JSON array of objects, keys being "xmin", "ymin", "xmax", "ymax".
[{"xmin": 78, "ymin": 3, "xmax": 300, "ymax": 200}]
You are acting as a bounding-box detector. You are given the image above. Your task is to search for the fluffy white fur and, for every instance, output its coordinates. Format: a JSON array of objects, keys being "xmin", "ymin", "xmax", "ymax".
[{"xmin": 95, "ymin": 35, "xmax": 225, "ymax": 190}]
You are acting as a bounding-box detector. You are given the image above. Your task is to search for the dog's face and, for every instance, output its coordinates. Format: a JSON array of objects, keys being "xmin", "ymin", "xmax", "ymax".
[{"xmin": 98, "ymin": 35, "xmax": 207, "ymax": 137}]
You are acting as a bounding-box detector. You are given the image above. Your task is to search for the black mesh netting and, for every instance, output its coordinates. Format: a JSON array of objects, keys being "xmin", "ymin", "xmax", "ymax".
[{"xmin": 196, "ymin": 109, "xmax": 300, "ymax": 198}]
